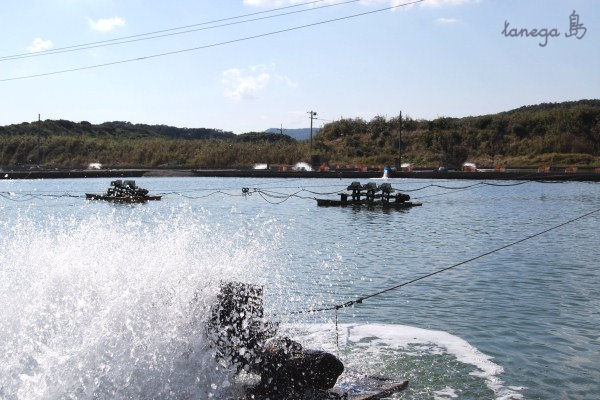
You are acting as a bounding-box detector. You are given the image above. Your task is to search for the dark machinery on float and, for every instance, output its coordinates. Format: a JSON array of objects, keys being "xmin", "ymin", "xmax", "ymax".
[
  {"xmin": 207, "ymin": 282, "xmax": 409, "ymax": 400},
  {"xmin": 86, "ymin": 180, "xmax": 161, "ymax": 203},
  {"xmin": 316, "ymin": 182, "xmax": 421, "ymax": 209}
]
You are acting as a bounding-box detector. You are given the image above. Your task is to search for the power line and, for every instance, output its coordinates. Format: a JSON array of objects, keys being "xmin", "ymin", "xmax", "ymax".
[
  {"xmin": 287, "ymin": 206, "xmax": 600, "ymax": 314},
  {"xmin": 0, "ymin": 0, "xmax": 425, "ymax": 83},
  {"xmin": 0, "ymin": 0, "xmax": 363, "ymax": 62},
  {"xmin": 0, "ymin": 0, "xmax": 333, "ymax": 61}
]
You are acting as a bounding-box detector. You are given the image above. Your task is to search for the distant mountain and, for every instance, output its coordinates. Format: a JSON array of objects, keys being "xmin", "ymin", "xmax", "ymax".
[{"xmin": 265, "ymin": 127, "xmax": 320, "ymax": 141}]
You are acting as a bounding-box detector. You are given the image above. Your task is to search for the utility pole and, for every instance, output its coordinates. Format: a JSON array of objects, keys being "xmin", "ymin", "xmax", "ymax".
[
  {"xmin": 37, "ymin": 114, "xmax": 41, "ymax": 164},
  {"xmin": 396, "ymin": 111, "xmax": 402, "ymax": 170},
  {"xmin": 308, "ymin": 110, "xmax": 317, "ymax": 153},
  {"xmin": 280, "ymin": 124, "xmax": 283, "ymax": 135}
]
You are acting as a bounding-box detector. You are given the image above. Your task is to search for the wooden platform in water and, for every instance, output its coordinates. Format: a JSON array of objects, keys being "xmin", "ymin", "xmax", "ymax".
[{"xmin": 316, "ymin": 198, "xmax": 421, "ymax": 209}]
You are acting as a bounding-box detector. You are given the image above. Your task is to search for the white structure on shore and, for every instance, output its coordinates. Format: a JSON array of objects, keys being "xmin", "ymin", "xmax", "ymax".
[{"xmin": 293, "ymin": 162, "xmax": 312, "ymax": 172}]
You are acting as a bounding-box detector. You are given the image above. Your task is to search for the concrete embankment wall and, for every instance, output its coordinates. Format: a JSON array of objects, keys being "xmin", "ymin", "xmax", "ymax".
[
  {"xmin": 1, "ymin": 169, "xmax": 599, "ymax": 182},
  {"xmin": 190, "ymin": 169, "xmax": 600, "ymax": 181},
  {"xmin": 0, "ymin": 170, "xmax": 148, "ymax": 180}
]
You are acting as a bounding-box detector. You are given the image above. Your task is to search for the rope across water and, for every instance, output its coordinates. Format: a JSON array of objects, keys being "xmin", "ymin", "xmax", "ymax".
[
  {"xmin": 283, "ymin": 206, "xmax": 600, "ymax": 315},
  {"xmin": 0, "ymin": 176, "xmax": 575, "ymax": 203}
]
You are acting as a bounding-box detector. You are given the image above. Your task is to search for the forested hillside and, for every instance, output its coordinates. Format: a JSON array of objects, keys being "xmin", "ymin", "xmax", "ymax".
[
  {"xmin": 313, "ymin": 99, "xmax": 600, "ymax": 167},
  {"xmin": 1, "ymin": 100, "xmax": 598, "ymax": 169},
  {"xmin": 0, "ymin": 120, "xmax": 234, "ymax": 140}
]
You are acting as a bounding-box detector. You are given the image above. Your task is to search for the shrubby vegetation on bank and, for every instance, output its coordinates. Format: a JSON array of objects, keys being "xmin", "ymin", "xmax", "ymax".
[
  {"xmin": 313, "ymin": 100, "xmax": 600, "ymax": 167},
  {"xmin": 1, "ymin": 100, "xmax": 599, "ymax": 169},
  {"xmin": 0, "ymin": 135, "xmax": 303, "ymax": 169}
]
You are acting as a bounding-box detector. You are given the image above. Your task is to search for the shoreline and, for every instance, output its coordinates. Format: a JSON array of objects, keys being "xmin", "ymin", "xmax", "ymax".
[{"xmin": 1, "ymin": 168, "xmax": 600, "ymax": 182}]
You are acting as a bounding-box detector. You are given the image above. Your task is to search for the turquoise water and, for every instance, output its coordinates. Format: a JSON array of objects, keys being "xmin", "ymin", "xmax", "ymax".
[{"xmin": 1, "ymin": 177, "xmax": 599, "ymax": 399}]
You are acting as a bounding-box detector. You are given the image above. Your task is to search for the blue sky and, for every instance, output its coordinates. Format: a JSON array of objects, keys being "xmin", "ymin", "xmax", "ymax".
[{"xmin": 0, "ymin": 0, "xmax": 598, "ymax": 133}]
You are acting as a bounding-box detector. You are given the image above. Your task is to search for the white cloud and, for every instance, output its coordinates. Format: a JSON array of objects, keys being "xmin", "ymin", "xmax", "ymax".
[
  {"xmin": 436, "ymin": 17, "xmax": 459, "ymax": 24},
  {"xmin": 87, "ymin": 17, "xmax": 126, "ymax": 32},
  {"xmin": 277, "ymin": 75, "xmax": 299, "ymax": 88},
  {"xmin": 222, "ymin": 67, "xmax": 271, "ymax": 101},
  {"xmin": 249, "ymin": 63, "xmax": 271, "ymax": 72},
  {"xmin": 27, "ymin": 38, "xmax": 53, "ymax": 53},
  {"xmin": 221, "ymin": 64, "xmax": 298, "ymax": 101}
]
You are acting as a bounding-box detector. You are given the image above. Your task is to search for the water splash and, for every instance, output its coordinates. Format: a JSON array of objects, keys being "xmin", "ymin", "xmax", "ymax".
[
  {"xmin": 0, "ymin": 197, "xmax": 523, "ymax": 400},
  {"xmin": 0, "ymin": 208, "xmax": 282, "ymax": 400}
]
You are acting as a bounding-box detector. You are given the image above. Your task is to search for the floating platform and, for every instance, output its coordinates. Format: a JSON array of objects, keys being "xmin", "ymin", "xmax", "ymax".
[
  {"xmin": 85, "ymin": 194, "xmax": 161, "ymax": 203},
  {"xmin": 316, "ymin": 182, "xmax": 421, "ymax": 210},
  {"xmin": 316, "ymin": 198, "xmax": 421, "ymax": 209},
  {"xmin": 85, "ymin": 180, "xmax": 161, "ymax": 203}
]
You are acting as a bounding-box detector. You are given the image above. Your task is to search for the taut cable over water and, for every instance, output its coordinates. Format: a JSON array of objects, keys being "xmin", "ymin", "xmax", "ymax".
[{"xmin": 284, "ymin": 205, "xmax": 600, "ymax": 315}]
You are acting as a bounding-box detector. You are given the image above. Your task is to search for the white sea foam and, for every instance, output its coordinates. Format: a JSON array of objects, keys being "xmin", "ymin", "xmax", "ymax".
[
  {"xmin": 434, "ymin": 386, "xmax": 458, "ymax": 399},
  {"xmin": 284, "ymin": 323, "xmax": 523, "ymax": 400}
]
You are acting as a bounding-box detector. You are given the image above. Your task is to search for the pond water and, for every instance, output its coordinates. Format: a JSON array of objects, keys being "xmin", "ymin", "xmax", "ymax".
[{"xmin": 0, "ymin": 177, "xmax": 598, "ymax": 399}]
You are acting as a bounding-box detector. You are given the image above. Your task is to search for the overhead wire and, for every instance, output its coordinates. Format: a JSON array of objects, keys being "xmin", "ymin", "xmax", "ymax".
[
  {"xmin": 0, "ymin": 0, "xmax": 364, "ymax": 62},
  {"xmin": 0, "ymin": 0, "xmax": 425, "ymax": 83},
  {"xmin": 0, "ymin": 0, "xmax": 335, "ymax": 61}
]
